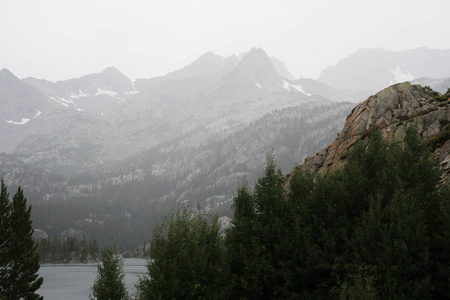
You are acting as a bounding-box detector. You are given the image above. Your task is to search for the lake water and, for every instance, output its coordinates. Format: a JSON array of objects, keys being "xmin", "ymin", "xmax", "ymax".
[{"xmin": 38, "ymin": 258, "xmax": 147, "ymax": 299}]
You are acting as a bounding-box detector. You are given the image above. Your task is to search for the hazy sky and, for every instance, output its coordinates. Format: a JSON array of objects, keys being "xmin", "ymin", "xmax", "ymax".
[{"xmin": 1, "ymin": 0, "xmax": 449, "ymax": 81}]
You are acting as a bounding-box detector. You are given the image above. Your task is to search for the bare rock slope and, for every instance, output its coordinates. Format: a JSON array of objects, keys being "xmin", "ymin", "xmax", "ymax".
[{"xmin": 288, "ymin": 82, "xmax": 450, "ymax": 181}]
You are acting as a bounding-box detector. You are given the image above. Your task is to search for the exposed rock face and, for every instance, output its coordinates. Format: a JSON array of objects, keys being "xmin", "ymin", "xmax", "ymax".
[{"xmin": 289, "ymin": 82, "xmax": 450, "ymax": 181}]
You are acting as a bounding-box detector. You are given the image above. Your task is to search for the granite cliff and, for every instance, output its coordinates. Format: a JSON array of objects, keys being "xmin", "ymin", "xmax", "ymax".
[{"xmin": 288, "ymin": 82, "xmax": 450, "ymax": 182}]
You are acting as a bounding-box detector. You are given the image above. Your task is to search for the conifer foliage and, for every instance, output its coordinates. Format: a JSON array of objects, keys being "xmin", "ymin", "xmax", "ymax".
[
  {"xmin": 134, "ymin": 127, "xmax": 450, "ymax": 299},
  {"xmin": 135, "ymin": 206, "xmax": 226, "ymax": 300},
  {"xmin": 0, "ymin": 179, "xmax": 43, "ymax": 300},
  {"xmin": 90, "ymin": 244, "xmax": 129, "ymax": 300},
  {"xmin": 0, "ymin": 179, "xmax": 11, "ymax": 296},
  {"xmin": 225, "ymin": 127, "xmax": 449, "ymax": 299}
]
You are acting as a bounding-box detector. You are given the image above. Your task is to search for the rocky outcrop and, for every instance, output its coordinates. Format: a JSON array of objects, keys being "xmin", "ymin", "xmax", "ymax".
[{"xmin": 288, "ymin": 82, "xmax": 450, "ymax": 181}]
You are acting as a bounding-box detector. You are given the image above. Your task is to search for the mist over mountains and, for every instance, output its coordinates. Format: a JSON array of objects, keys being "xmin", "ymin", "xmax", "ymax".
[
  {"xmin": 318, "ymin": 47, "xmax": 450, "ymax": 92},
  {"xmin": 1, "ymin": 46, "xmax": 449, "ymax": 249},
  {"xmin": 0, "ymin": 47, "xmax": 360, "ymax": 171}
]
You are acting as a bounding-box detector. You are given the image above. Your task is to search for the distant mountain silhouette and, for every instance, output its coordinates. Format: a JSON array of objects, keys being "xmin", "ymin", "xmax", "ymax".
[{"xmin": 318, "ymin": 47, "xmax": 450, "ymax": 92}]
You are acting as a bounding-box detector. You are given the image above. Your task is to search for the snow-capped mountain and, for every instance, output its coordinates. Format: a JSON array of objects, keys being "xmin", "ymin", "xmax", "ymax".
[
  {"xmin": 0, "ymin": 69, "xmax": 53, "ymax": 125},
  {"xmin": 23, "ymin": 67, "xmax": 138, "ymax": 115},
  {"xmin": 318, "ymin": 48, "xmax": 450, "ymax": 92},
  {"xmin": 106, "ymin": 48, "xmax": 321, "ymax": 159},
  {"xmin": 2, "ymin": 48, "xmax": 367, "ymax": 171},
  {"xmin": 0, "ymin": 69, "xmax": 60, "ymax": 153},
  {"xmin": 199, "ymin": 48, "xmax": 295, "ymax": 102},
  {"xmin": 2, "ymin": 45, "xmax": 450, "ymax": 250}
]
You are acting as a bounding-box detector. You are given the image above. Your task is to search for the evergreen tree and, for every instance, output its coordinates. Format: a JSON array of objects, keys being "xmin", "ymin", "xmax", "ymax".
[
  {"xmin": 338, "ymin": 267, "xmax": 378, "ymax": 300},
  {"xmin": 1, "ymin": 186, "xmax": 43, "ymax": 299},
  {"xmin": 224, "ymin": 128, "xmax": 447, "ymax": 298},
  {"xmin": 0, "ymin": 179, "xmax": 11, "ymax": 296},
  {"xmin": 135, "ymin": 206, "xmax": 226, "ymax": 300},
  {"xmin": 90, "ymin": 244, "xmax": 129, "ymax": 300},
  {"xmin": 226, "ymin": 156, "xmax": 290, "ymax": 299},
  {"xmin": 80, "ymin": 237, "xmax": 89, "ymax": 262},
  {"xmin": 225, "ymin": 180, "xmax": 257, "ymax": 298},
  {"xmin": 286, "ymin": 127, "xmax": 445, "ymax": 298},
  {"xmin": 433, "ymin": 182, "xmax": 450, "ymax": 298},
  {"xmin": 133, "ymin": 127, "xmax": 448, "ymax": 298}
]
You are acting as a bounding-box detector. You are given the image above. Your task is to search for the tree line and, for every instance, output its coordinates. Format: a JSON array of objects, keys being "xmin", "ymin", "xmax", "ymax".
[
  {"xmin": 2, "ymin": 126, "xmax": 449, "ymax": 299},
  {"xmin": 27, "ymin": 102, "xmax": 350, "ymax": 251},
  {"xmin": 92, "ymin": 127, "xmax": 450, "ymax": 299},
  {"xmin": 37, "ymin": 236, "xmax": 100, "ymax": 263}
]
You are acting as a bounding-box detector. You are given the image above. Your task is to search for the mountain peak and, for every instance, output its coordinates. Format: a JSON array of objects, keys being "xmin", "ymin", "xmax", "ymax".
[
  {"xmin": 239, "ymin": 47, "xmax": 273, "ymax": 68},
  {"xmin": 158, "ymin": 51, "xmax": 233, "ymax": 81},
  {"xmin": 101, "ymin": 66, "xmax": 127, "ymax": 78},
  {"xmin": 0, "ymin": 69, "xmax": 24, "ymax": 86},
  {"xmin": 0, "ymin": 68, "xmax": 15, "ymax": 78},
  {"xmin": 200, "ymin": 51, "xmax": 216, "ymax": 57},
  {"xmin": 193, "ymin": 51, "xmax": 224, "ymax": 64},
  {"xmin": 248, "ymin": 47, "xmax": 265, "ymax": 54},
  {"xmin": 215, "ymin": 47, "xmax": 282, "ymax": 92},
  {"xmin": 243, "ymin": 47, "xmax": 269, "ymax": 60},
  {"xmin": 94, "ymin": 67, "xmax": 134, "ymax": 92}
]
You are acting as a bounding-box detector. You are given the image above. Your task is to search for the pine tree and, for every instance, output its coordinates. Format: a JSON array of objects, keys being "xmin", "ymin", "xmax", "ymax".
[
  {"xmin": 90, "ymin": 244, "xmax": 129, "ymax": 300},
  {"xmin": 2, "ymin": 186, "xmax": 43, "ymax": 299},
  {"xmin": 0, "ymin": 179, "xmax": 11, "ymax": 296},
  {"xmin": 226, "ymin": 156, "xmax": 289, "ymax": 298},
  {"xmin": 225, "ymin": 180, "xmax": 256, "ymax": 298},
  {"xmin": 136, "ymin": 206, "xmax": 226, "ymax": 299}
]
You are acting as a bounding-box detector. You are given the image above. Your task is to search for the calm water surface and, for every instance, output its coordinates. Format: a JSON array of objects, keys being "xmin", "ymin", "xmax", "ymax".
[{"xmin": 38, "ymin": 258, "xmax": 147, "ymax": 299}]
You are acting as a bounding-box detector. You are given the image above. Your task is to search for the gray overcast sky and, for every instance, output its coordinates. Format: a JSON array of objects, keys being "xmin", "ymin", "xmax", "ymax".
[{"xmin": 1, "ymin": 0, "xmax": 449, "ymax": 81}]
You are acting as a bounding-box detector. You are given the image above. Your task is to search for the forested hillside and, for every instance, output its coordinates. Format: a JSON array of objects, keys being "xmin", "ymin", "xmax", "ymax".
[
  {"xmin": 136, "ymin": 128, "xmax": 450, "ymax": 299},
  {"xmin": 27, "ymin": 100, "xmax": 352, "ymax": 250}
]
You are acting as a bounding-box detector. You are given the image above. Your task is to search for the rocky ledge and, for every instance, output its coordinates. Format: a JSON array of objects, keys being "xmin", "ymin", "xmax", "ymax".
[{"xmin": 287, "ymin": 82, "xmax": 450, "ymax": 182}]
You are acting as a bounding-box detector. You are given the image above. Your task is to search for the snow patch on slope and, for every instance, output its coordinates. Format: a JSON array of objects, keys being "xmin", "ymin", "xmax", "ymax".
[
  {"xmin": 69, "ymin": 90, "xmax": 89, "ymax": 99},
  {"xmin": 126, "ymin": 81, "xmax": 139, "ymax": 94},
  {"xmin": 50, "ymin": 96, "xmax": 73, "ymax": 107},
  {"xmin": 282, "ymin": 80, "xmax": 311, "ymax": 96},
  {"xmin": 95, "ymin": 87, "xmax": 117, "ymax": 97},
  {"xmin": 124, "ymin": 90, "xmax": 139, "ymax": 95},
  {"xmin": 6, "ymin": 117, "xmax": 30, "ymax": 125},
  {"xmin": 390, "ymin": 65, "xmax": 414, "ymax": 83},
  {"xmin": 34, "ymin": 110, "xmax": 42, "ymax": 118},
  {"xmin": 95, "ymin": 87, "xmax": 127, "ymax": 101},
  {"xmin": 290, "ymin": 84, "xmax": 311, "ymax": 96},
  {"xmin": 6, "ymin": 110, "xmax": 42, "ymax": 125}
]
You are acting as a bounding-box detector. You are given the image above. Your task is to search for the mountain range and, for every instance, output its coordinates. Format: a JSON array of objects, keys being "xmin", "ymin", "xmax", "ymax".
[
  {"xmin": 318, "ymin": 47, "xmax": 450, "ymax": 92},
  {"xmin": 1, "ymin": 46, "xmax": 449, "ymax": 249},
  {"xmin": 1, "ymin": 47, "xmax": 364, "ymax": 171}
]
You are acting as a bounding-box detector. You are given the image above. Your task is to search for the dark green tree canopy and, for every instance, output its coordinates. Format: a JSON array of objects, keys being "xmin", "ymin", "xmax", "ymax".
[
  {"xmin": 132, "ymin": 127, "xmax": 449, "ymax": 299},
  {"xmin": 135, "ymin": 206, "xmax": 226, "ymax": 300},
  {"xmin": 0, "ymin": 179, "xmax": 11, "ymax": 295},
  {"xmin": 90, "ymin": 244, "xmax": 129, "ymax": 300},
  {"xmin": 225, "ymin": 127, "xmax": 449, "ymax": 299},
  {"xmin": 0, "ymin": 181, "xmax": 43, "ymax": 300}
]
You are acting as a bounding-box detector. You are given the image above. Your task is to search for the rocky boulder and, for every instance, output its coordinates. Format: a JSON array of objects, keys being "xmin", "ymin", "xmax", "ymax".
[{"xmin": 288, "ymin": 82, "xmax": 450, "ymax": 182}]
